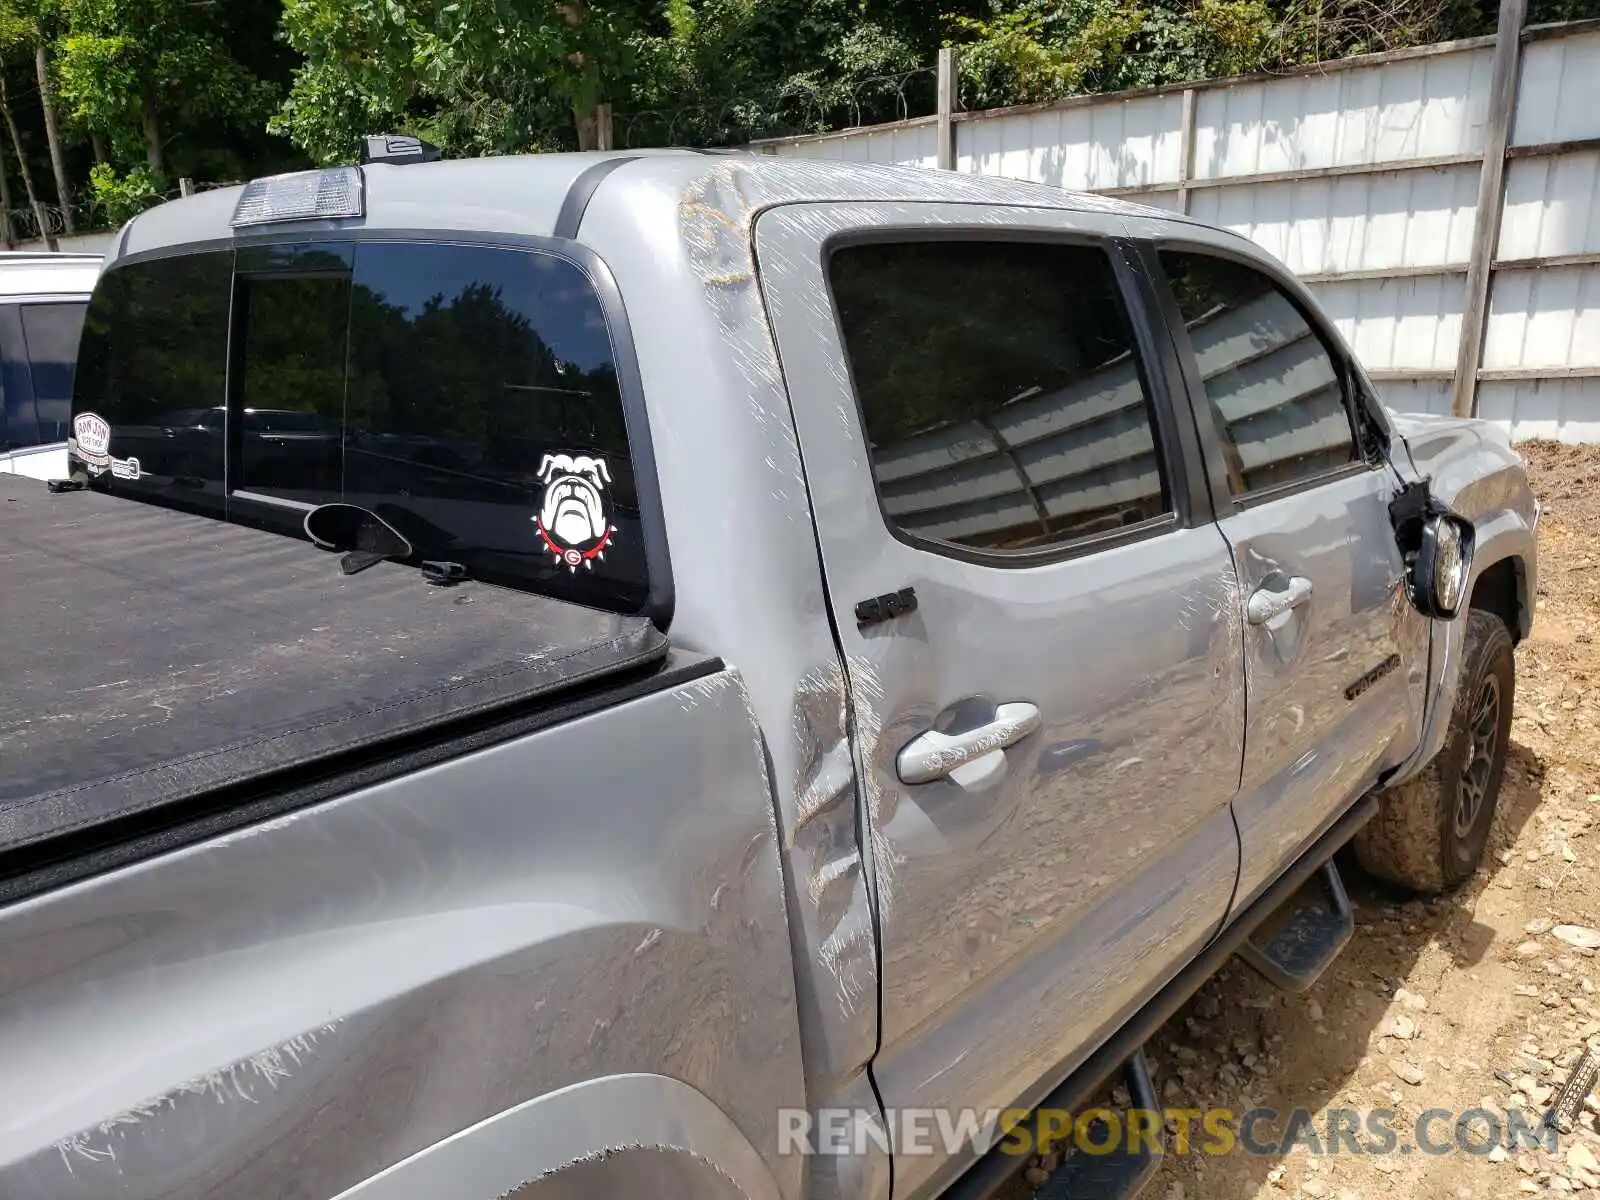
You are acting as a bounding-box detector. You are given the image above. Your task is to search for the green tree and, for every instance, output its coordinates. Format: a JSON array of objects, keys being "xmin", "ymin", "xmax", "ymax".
[
  {"xmin": 951, "ymin": 0, "xmax": 1287, "ymax": 107},
  {"xmin": 0, "ymin": 0, "xmax": 75, "ymax": 236},
  {"xmin": 0, "ymin": 0, "xmax": 78, "ymax": 231},
  {"xmin": 0, "ymin": 11, "xmax": 54, "ymax": 245},
  {"xmin": 617, "ymin": 0, "xmax": 981, "ymax": 146},
  {"xmin": 275, "ymin": 0, "xmax": 658, "ymax": 163},
  {"xmin": 273, "ymin": 0, "xmax": 980, "ymax": 157},
  {"xmin": 54, "ymin": 0, "xmax": 280, "ymax": 209}
]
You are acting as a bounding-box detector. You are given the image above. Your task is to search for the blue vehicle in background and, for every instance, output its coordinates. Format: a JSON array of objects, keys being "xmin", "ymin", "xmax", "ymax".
[{"xmin": 0, "ymin": 252, "xmax": 100, "ymax": 480}]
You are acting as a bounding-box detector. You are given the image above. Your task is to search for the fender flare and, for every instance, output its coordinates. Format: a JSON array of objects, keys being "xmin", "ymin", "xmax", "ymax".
[{"xmin": 330, "ymin": 1074, "xmax": 785, "ymax": 1200}]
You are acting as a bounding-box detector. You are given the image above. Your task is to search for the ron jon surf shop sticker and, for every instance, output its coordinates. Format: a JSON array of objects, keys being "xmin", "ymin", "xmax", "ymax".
[
  {"xmin": 534, "ymin": 453, "xmax": 617, "ymax": 572},
  {"xmin": 72, "ymin": 412, "xmax": 111, "ymax": 468}
]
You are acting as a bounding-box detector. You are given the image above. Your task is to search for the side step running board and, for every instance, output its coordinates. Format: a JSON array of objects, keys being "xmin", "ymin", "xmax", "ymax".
[
  {"xmin": 1036, "ymin": 1050, "xmax": 1161, "ymax": 1200},
  {"xmin": 1235, "ymin": 859, "xmax": 1354, "ymax": 992},
  {"xmin": 942, "ymin": 795, "xmax": 1378, "ymax": 1200}
]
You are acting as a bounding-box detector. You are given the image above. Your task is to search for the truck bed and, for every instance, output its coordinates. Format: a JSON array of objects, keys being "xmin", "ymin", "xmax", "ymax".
[{"xmin": 0, "ymin": 475, "xmax": 674, "ymax": 883}]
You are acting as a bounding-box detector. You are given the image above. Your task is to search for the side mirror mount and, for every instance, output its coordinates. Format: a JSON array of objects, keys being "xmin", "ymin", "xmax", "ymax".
[
  {"xmin": 1390, "ymin": 480, "xmax": 1476, "ymax": 620},
  {"xmin": 304, "ymin": 502, "xmax": 415, "ymax": 576}
]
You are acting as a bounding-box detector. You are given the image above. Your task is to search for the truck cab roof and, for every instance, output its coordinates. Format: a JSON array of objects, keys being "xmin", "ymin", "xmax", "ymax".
[{"xmin": 115, "ymin": 149, "xmax": 1194, "ymax": 262}]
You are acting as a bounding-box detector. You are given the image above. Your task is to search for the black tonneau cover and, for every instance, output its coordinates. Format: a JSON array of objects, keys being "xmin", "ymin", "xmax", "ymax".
[{"xmin": 0, "ymin": 475, "xmax": 668, "ymax": 860}]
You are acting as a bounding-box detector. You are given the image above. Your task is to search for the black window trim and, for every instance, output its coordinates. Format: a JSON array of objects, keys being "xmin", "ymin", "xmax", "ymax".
[
  {"xmin": 93, "ymin": 229, "xmax": 675, "ymax": 629},
  {"xmin": 817, "ymin": 226, "xmax": 1208, "ymax": 572},
  {"xmin": 1144, "ymin": 236, "xmax": 1386, "ymax": 513}
]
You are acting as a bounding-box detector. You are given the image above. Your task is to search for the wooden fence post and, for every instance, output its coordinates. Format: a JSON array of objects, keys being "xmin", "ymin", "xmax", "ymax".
[
  {"xmin": 1453, "ymin": 0, "xmax": 1527, "ymax": 418},
  {"xmin": 937, "ymin": 48, "xmax": 956, "ymax": 171},
  {"xmin": 1177, "ymin": 87, "xmax": 1197, "ymax": 213}
]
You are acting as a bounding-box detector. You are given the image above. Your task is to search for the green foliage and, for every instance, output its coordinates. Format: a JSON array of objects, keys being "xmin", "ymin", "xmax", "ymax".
[
  {"xmin": 1530, "ymin": 0, "xmax": 1600, "ymax": 21},
  {"xmin": 268, "ymin": 0, "xmax": 418, "ymax": 165},
  {"xmin": 954, "ymin": 0, "xmax": 1146, "ymax": 107},
  {"xmin": 0, "ymin": 0, "xmax": 1591, "ymax": 231},
  {"xmin": 952, "ymin": 0, "xmax": 1287, "ymax": 105},
  {"xmin": 0, "ymin": 1, "xmax": 54, "ymax": 53},
  {"xmin": 623, "ymin": 0, "xmax": 950, "ymax": 146},
  {"xmin": 274, "ymin": 0, "xmax": 657, "ymax": 163},
  {"xmin": 1263, "ymin": 0, "xmax": 1488, "ymax": 64},
  {"xmin": 260, "ymin": 0, "xmax": 1585, "ymax": 170},
  {"xmin": 85, "ymin": 160, "xmax": 158, "ymax": 223},
  {"xmin": 55, "ymin": 0, "xmax": 278, "ymax": 144}
]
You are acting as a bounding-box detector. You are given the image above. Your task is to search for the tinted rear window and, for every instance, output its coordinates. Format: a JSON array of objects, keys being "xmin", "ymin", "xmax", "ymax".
[
  {"xmin": 234, "ymin": 245, "xmax": 352, "ymax": 505},
  {"xmin": 72, "ymin": 251, "xmax": 232, "ymax": 509},
  {"xmin": 345, "ymin": 243, "xmax": 642, "ymax": 604},
  {"xmin": 72, "ymin": 243, "xmax": 651, "ymax": 614}
]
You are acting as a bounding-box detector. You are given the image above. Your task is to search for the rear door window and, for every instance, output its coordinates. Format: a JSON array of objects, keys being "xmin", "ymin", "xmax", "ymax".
[{"xmin": 829, "ymin": 238, "xmax": 1172, "ymax": 556}]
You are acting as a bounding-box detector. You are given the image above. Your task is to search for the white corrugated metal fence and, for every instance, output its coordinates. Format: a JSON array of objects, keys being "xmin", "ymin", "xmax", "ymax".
[{"xmin": 753, "ymin": 15, "xmax": 1600, "ymax": 443}]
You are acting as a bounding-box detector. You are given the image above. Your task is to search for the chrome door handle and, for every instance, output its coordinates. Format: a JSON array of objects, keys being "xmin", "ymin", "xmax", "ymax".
[
  {"xmin": 897, "ymin": 702, "xmax": 1042, "ymax": 785},
  {"xmin": 1247, "ymin": 575, "xmax": 1314, "ymax": 625}
]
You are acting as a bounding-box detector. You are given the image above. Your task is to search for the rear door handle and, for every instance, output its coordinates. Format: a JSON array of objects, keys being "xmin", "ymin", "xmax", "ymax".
[
  {"xmin": 897, "ymin": 702, "xmax": 1042, "ymax": 785},
  {"xmin": 1247, "ymin": 575, "xmax": 1314, "ymax": 625}
]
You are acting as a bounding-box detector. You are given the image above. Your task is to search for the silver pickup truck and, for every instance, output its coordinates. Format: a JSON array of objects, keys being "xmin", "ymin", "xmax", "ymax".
[{"xmin": 0, "ymin": 145, "xmax": 1538, "ymax": 1200}]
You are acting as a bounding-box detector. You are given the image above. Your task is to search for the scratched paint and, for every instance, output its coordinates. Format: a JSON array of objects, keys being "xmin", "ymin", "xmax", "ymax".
[
  {"xmin": 0, "ymin": 669, "xmax": 803, "ymax": 1200},
  {"xmin": 678, "ymin": 164, "xmax": 806, "ymax": 516},
  {"xmin": 788, "ymin": 662, "xmax": 876, "ymax": 1019},
  {"xmin": 53, "ymin": 1022, "xmax": 343, "ymax": 1175}
]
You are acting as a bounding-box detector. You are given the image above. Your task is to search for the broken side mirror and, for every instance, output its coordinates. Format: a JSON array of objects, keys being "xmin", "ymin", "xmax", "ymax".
[
  {"xmin": 1408, "ymin": 511, "xmax": 1475, "ymax": 620},
  {"xmin": 1390, "ymin": 479, "xmax": 1475, "ymax": 620}
]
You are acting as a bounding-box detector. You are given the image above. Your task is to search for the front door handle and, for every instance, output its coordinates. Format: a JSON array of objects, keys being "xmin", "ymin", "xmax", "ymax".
[
  {"xmin": 1247, "ymin": 575, "xmax": 1314, "ymax": 625},
  {"xmin": 897, "ymin": 702, "xmax": 1042, "ymax": 785}
]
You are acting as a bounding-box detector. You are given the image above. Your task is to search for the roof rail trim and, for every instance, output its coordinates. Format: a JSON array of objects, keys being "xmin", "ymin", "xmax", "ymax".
[
  {"xmin": 553, "ymin": 156, "xmax": 642, "ymax": 240},
  {"xmin": 0, "ymin": 251, "xmax": 104, "ymax": 261}
]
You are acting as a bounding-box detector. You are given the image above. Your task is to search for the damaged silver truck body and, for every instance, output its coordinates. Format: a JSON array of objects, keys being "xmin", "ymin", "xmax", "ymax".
[{"xmin": 0, "ymin": 146, "xmax": 1538, "ymax": 1200}]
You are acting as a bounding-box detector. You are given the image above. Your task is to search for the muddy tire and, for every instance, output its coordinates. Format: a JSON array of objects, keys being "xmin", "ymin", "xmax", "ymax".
[{"xmin": 1354, "ymin": 609, "xmax": 1516, "ymax": 894}]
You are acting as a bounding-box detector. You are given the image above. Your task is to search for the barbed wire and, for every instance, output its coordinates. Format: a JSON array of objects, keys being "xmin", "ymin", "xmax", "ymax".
[
  {"xmin": 0, "ymin": 176, "xmax": 243, "ymax": 244},
  {"xmin": 4, "ymin": 202, "xmax": 76, "ymax": 242}
]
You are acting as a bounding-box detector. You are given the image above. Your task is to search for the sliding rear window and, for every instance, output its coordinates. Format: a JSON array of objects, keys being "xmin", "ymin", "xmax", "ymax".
[{"xmin": 72, "ymin": 241, "xmax": 650, "ymax": 614}]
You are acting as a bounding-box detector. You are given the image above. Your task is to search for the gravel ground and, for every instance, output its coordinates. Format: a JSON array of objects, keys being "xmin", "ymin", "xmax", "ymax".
[{"xmin": 1014, "ymin": 441, "xmax": 1600, "ymax": 1200}]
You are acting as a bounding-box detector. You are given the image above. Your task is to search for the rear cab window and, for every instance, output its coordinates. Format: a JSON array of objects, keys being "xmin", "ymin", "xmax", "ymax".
[{"xmin": 72, "ymin": 240, "xmax": 655, "ymax": 615}]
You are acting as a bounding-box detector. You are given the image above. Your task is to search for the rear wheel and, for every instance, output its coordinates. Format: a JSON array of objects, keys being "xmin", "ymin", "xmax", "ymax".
[{"xmin": 1354, "ymin": 610, "xmax": 1515, "ymax": 894}]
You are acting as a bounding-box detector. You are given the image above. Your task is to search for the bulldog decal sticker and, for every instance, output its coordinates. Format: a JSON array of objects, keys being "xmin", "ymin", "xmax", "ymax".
[{"xmin": 535, "ymin": 453, "xmax": 617, "ymax": 572}]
